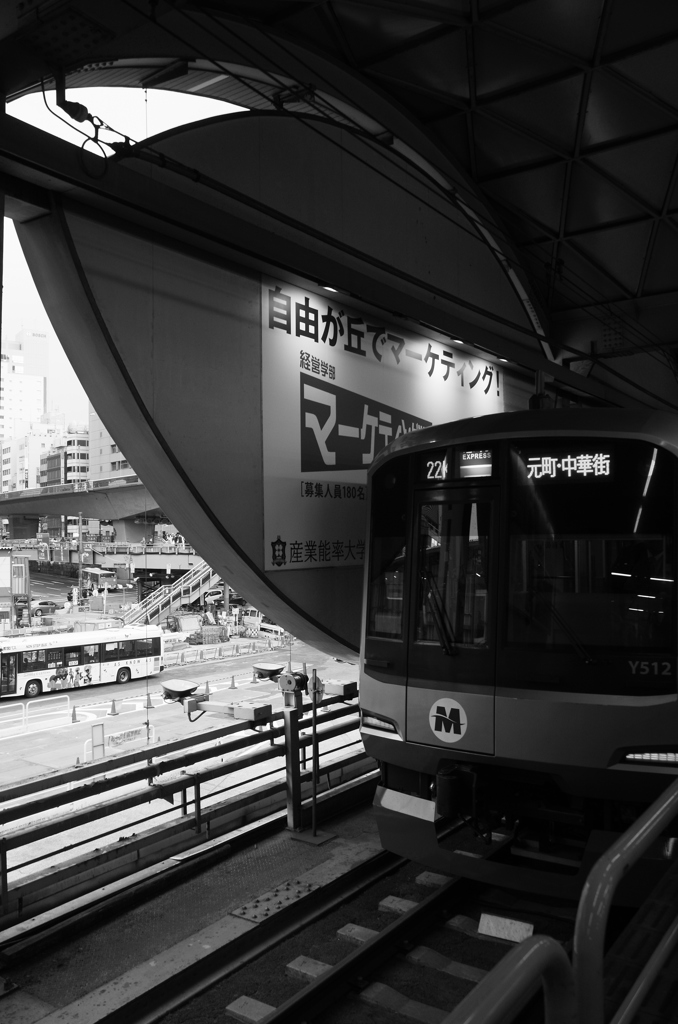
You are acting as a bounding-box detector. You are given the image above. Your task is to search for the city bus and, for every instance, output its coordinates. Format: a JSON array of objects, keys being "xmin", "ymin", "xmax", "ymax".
[
  {"xmin": 81, "ymin": 566, "xmax": 119, "ymax": 592},
  {"xmin": 0, "ymin": 625, "xmax": 164, "ymax": 698}
]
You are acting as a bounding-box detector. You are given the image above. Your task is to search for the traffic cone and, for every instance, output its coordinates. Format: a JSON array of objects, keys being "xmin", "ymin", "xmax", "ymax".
[
  {"xmin": 252, "ymin": 670, "xmax": 256, "ymax": 683},
  {"xmin": 107, "ymin": 700, "xmax": 119, "ymax": 716},
  {"xmin": 230, "ymin": 675, "xmax": 236, "ymax": 689},
  {"xmin": 204, "ymin": 679, "xmax": 210, "ymax": 696},
  {"xmin": 71, "ymin": 706, "xmax": 78, "ymax": 723}
]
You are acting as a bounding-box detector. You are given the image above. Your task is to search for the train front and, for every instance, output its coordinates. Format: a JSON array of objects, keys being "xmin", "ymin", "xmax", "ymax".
[{"xmin": 359, "ymin": 410, "xmax": 678, "ymax": 897}]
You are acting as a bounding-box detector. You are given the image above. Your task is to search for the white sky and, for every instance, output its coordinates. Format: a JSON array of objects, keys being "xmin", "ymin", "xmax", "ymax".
[{"xmin": 2, "ymin": 87, "xmax": 242, "ymax": 416}]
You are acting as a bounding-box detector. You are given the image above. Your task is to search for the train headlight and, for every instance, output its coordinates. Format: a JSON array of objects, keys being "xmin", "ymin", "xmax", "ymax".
[
  {"xmin": 361, "ymin": 710, "xmax": 398, "ymax": 734},
  {"xmin": 624, "ymin": 751, "xmax": 678, "ymax": 764}
]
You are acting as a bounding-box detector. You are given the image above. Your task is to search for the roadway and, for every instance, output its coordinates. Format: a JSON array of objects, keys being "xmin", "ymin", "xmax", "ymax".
[
  {"xmin": 0, "ymin": 639, "xmax": 359, "ymax": 786},
  {"xmin": 26, "ymin": 569, "xmax": 137, "ymax": 612}
]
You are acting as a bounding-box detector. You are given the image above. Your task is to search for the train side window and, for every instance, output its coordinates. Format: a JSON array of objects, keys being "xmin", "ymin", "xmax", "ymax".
[
  {"xmin": 508, "ymin": 440, "xmax": 675, "ymax": 652},
  {"xmin": 367, "ymin": 465, "xmax": 409, "ymax": 639},
  {"xmin": 416, "ymin": 501, "xmax": 490, "ymax": 647}
]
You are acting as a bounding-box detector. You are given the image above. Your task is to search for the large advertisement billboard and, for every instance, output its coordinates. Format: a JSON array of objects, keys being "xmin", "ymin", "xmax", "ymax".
[{"xmin": 262, "ymin": 280, "xmax": 504, "ymax": 572}]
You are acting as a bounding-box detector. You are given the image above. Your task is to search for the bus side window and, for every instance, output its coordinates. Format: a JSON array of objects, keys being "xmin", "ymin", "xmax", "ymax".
[
  {"xmin": 46, "ymin": 648, "xmax": 64, "ymax": 669},
  {"xmin": 82, "ymin": 645, "xmax": 99, "ymax": 665},
  {"xmin": 65, "ymin": 646, "xmax": 81, "ymax": 666},
  {"xmin": 119, "ymin": 640, "xmax": 134, "ymax": 658},
  {"xmin": 134, "ymin": 638, "xmax": 153, "ymax": 657},
  {"xmin": 102, "ymin": 642, "xmax": 120, "ymax": 662},
  {"xmin": 20, "ymin": 649, "xmax": 46, "ymax": 671}
]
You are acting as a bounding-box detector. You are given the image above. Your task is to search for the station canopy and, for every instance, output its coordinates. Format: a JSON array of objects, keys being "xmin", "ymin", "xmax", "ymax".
[{"xmin": 2, "ymin": 0, "xmax": 677, "ymax": 403}]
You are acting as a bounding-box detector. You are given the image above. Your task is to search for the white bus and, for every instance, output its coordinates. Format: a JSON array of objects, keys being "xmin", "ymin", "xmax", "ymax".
[
  {"xmin": 81, "ymin": 566, "xmax": 119, "ymax": 592},
  {"xmin": 0, "ymin": 626, "xmax": 164, "ymax": 698}
]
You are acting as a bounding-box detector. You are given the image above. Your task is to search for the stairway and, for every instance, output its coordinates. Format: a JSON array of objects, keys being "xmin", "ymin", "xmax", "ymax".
[{"xmin": 122, "ymin": 560, "xmax": 221, "ymax": 625}]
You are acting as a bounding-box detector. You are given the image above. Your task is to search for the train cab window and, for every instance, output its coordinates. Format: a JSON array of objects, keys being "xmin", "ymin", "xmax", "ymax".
[
  {"xmin": 367, "ymin": 463, "xmax": 409, "ymax": 639},
  {"xmin": 508, "ymin": 440, "xmax": 675, "ymax": 651},
  {"xmin": 415, "ymin": 501, "xmax": 490, "ymax": 647}
]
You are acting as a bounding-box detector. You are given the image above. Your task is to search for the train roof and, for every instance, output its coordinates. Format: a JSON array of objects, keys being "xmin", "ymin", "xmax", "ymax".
[
  {"xmin": 371, "ymin": 408, "xmax": 678, "ymax": 474},
  {"xmin": 0, "ymin": 625, "xmax": 163, "ymax": 653}
]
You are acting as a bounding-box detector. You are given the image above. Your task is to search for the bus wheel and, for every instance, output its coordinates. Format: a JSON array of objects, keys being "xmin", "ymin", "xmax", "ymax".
[
  {"xmin": 25, "ymin": 679, "xmax": 42, "ymax": 698},
  {"xmin": 116, "ymin": 667, "xmax": 132, "ymax": 684}
]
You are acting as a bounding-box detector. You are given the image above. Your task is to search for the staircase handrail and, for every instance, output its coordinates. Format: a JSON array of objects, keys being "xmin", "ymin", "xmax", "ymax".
[{"xmin": 121, "ymin": 560, "xmax": 220, "ymax": 624}]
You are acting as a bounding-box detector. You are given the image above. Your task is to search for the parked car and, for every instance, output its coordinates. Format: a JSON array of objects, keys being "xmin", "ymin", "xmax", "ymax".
[
  {"xmin": 203, "ymin": 587, "xmax": 225, "ymax": 606},
  {"xmin": 30, "ymin": 600, "xmax": 58, "ymax": 617}
]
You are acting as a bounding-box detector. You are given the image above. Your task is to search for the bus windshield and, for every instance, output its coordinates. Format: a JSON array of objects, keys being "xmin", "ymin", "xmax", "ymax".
[{"xmin": 508, "ymin": 439, "xmax": 675, "ymax": 651}]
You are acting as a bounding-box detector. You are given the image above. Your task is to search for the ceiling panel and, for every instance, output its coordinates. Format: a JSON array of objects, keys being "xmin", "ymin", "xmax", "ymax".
[
  {"xmin": 482, "ymin": 73, "xmax": 585, "ymax": 152},
  {"xmin": 565, "ymin": 163, "xmax": 648, "ymax": 234},
  {"xmin": 585, "ymin": 131, "xmax": 678, "ymax": 212},
  {"xmin": 571, "ymin": 220, "xmax": 654, "ymax": 295}
]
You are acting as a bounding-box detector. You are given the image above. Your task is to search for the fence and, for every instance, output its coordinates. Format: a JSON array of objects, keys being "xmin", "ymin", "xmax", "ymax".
[{"xmin": 0, "ymin": 690, "xmax": 375, "ymax": 929}]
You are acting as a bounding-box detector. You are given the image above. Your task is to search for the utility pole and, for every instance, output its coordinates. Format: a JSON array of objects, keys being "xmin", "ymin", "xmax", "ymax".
[{"xmin": 77, "ymin": 511, "xmax": 83, "ymax": 605}]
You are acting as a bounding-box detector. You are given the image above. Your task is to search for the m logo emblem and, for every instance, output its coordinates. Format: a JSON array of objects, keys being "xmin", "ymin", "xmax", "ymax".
[{"xmin": 429, "ymin": 698, "xmax": 468, "ymax": 744}]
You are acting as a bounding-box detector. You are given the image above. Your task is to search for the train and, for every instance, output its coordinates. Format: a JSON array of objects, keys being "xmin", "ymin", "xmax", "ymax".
[{"xmin": 359, "ymin": 408, "xmax": 678, "ymax": 897}]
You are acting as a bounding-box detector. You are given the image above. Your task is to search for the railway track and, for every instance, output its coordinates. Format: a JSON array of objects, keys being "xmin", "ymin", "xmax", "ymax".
[{"xmin": 149, "ymin": 853, "xmax": 578, "ymax": 1024}]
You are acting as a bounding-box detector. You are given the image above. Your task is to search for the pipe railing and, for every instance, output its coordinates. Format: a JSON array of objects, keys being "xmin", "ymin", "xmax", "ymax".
[
  {"xmin": 442, "ymin": 935, "xmax": 576, "ymax": 1024},
  {"xmin": 121, "ymin": 559, "xmax": 220, "ymax": 624},
  {"xmin": 0, "ymin": 690, "xmax": 370, "ymax": 926},
  {"xmin": 573, "ymin": 775, "xmax": 678, "ymax": 1024},
  {"xmin": 441, "ymin": 776, "xmax": 678, "ymax": 1024}
]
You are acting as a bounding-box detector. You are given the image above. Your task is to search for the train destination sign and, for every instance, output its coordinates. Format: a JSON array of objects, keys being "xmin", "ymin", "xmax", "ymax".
[
  {"xmin": 420, "ymin": 447, "xmax": 493, "ymax": 482},
  {"xmin": 522, "ymin": 452, "xmax": 612, "ymax": 481}
]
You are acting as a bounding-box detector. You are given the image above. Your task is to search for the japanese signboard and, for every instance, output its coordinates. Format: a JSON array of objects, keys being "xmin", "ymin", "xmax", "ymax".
[{"xmin": 262, "ymin": 280, "xmax": 504, "ymax": 570}]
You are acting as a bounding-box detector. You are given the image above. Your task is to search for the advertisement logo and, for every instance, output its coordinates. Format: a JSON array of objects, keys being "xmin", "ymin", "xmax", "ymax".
[{"xmin": 429, "ymin": 698, "xmax": 468, "ymax": 743}]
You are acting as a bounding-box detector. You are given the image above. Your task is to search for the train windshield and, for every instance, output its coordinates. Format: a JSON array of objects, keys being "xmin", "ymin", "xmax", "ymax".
[
  {"xmin": 508, "ymin": 439, "xmax": 675, "ymax": 650},
  {"xmin": 416, "ymin": 501, "xmax": 490, "ymax": 649}
]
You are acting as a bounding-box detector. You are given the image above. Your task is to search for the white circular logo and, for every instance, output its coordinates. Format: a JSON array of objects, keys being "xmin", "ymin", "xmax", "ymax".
[{"xmin": 429, "ymin": 698, "xmax": 468, "ymax": 743}]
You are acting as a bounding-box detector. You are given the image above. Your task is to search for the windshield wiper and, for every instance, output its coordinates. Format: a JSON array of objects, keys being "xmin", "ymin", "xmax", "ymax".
[
  {"xmin": 548, "ymin": 604, "xmax": 597, "ymax": 665},
  {"xmin": 423, "ymin": 573, "xmax": 457, "ymax": 656}
]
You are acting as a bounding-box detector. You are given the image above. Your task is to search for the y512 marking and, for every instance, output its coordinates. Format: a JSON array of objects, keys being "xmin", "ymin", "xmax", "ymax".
[{"xmin": 628, "ymin": 661, "xmax": 672, "ymax": 676}]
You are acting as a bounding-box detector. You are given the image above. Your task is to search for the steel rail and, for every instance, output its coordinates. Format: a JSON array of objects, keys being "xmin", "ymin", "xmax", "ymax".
[
  {"xmin": 257, "ymin": 873, "xmax": 471, "ymax": 1024},
  {"xmin": 90, "ymin": 851, "xmax": 406, "ymax": 1024}
]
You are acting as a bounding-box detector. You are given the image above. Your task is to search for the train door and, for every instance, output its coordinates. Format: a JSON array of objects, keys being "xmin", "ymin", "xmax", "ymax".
[{"xmin": 405, "ymin": 489, "xmax": 498, "ymax": 754}]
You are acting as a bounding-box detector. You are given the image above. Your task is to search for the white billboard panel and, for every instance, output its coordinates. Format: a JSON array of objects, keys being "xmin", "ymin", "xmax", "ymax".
[{"xmin": 262, "ymin": 280, "xmax": 504, "ymax": 571}]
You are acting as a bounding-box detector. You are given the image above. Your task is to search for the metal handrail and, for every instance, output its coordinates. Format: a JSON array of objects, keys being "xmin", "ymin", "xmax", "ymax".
[
  {"xmin": 121, "ymin": 560, "xmax": 220, "ymax": 624},
  {"xmin": 573, "ymin": 775, "xmax": 678, "ymax": 1024},
  {"xmin": 441, "ymin": 935, "xmax": 576, "ymax": 1024}
]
